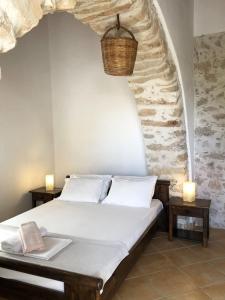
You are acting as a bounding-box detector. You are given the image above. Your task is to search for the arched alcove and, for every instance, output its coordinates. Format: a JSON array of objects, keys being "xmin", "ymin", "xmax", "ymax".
[{"xmin": 0, "ymin": 0, "xmax": 191, "ymax": 195}]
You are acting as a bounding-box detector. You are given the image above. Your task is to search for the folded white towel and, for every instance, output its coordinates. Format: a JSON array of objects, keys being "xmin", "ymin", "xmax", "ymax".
[
  {"xmin": 1, "ymin": 226, "xmax": 47, "ymax": 254},
  {"xmin": 19, "ymin": 222, "xmax": 46, "ymax": 253}
]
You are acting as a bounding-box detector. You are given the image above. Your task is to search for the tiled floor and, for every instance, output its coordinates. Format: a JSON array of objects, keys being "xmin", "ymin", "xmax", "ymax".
[
  {"xmin": 1, "ymin": 229, "xmax": 225, "ymax": 300},
  {"xmin": 113, "ymin": 229, "xmax": 225, "ymax": 300}
]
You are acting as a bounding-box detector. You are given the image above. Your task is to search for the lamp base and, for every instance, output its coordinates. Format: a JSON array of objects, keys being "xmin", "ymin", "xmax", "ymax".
[{"xmin": 183, "ymin": 198, "xmax": 195, "ymax": 203}]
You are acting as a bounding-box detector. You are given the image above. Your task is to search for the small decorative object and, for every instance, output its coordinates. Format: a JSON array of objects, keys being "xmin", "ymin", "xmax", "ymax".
[
  {"xmin": 101, "ymin": 14, "xmax": 138, "ymax": 76},
  {"xmin": 45, "ymin": 174, "xmax": 54, "ymax": 191},
  {"xmin": 183, "ymin": 181, "xmax": 196, "ymax": 202}
]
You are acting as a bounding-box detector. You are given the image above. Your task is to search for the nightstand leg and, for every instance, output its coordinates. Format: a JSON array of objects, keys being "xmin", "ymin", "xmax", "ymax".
[
  {"xmin": 173, "ymin": 215, "xmax": 177, "ymax": 230},
  {"xmin": 207, "ymin": 219, "xmax": 210, "ymax": 239},
  {"xmin": 203, "ymin": 209, "xmax": 209, "ymax": 247},
  {"xmin": 32, "ymin": 199, "xmax": 36, "ymax": 208},
  {"xmin": 169, "ymin": 206, "xmax": 173, "ymax": 241}
]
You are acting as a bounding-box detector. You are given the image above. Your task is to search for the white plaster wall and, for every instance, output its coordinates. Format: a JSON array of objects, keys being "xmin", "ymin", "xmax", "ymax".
[
  {"xmin": 48, "ymin": 14, "xmax": 147, "ymax": 186},
  {"xmin": 155, "ymin": 0, "xmax": 194, "ymax": 178},
  {"xmin": 194, "ymin": 0, "xmax": 225, "ymax": 36},
  {"xmin": 0, "ymin": 18, "xmax": 54, "ymax": 221}
]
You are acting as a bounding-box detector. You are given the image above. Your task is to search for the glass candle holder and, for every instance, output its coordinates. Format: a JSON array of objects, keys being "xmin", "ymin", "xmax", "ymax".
[
  {"xmin": 45, "ymin": 174, "xmax": 54, "ymax": 191},
  {"xmin": 183, "ymin": 181, "xmax": 196, "ymax": 202}
]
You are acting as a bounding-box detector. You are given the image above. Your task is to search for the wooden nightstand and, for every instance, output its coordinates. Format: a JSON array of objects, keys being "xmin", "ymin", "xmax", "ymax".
[
  {"xmin": 29, "ymin": 187, "xmax": 62, "ymax": 208},
  {"xmin": 168, "ymin": 197, "xmax": 211, "ymax": 247}
]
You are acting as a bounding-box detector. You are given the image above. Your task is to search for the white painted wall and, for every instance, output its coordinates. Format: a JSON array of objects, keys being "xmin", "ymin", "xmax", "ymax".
[
  {"xmin": 0, "ymin": 18, "xmax": 54, "ymax": 221},
  {"xmin": 154, "ymin": 0, "xmax": 194, "ymax": 178},
  {"xmin": 194, "ymin": 0, "xmax": 225, "ymax": 36},
  {"xmin": 48, "ymin": 13, "xmax": 147, "ymax": 186}
]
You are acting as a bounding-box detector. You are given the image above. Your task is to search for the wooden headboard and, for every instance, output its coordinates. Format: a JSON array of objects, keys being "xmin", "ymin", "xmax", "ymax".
[{"xmin": 153, "ymin": 179, "xmax": 170, "ymax": 207}]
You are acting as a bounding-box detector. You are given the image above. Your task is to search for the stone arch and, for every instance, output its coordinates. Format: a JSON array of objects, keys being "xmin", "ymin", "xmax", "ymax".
[{"xmin": 0, "ymin": 0, "xmax": 188, "ymax": 195}]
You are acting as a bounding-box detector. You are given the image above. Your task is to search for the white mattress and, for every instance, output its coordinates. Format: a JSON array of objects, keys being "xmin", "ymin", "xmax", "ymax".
[{"xmin": 0, "ymin": 199, "xmax": 163, "ymax": 292}]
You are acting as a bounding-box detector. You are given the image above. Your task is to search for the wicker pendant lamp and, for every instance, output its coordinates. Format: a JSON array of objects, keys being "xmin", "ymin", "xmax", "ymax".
[{"xmin": 101, "ymin": 14, "xmax": 138, "ymax": 76}]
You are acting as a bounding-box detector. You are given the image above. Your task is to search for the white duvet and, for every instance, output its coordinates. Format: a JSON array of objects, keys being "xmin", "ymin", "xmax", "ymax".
[{"xmin": 0, "ymin": 199, "xmax": 163, "ymax": 292}]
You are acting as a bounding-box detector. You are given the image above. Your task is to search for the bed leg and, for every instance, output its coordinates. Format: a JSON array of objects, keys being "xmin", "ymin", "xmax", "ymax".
[
  {"xmin": 158, "ymin": 207, "xmax": 168, "ymax": 232},
  {"xmin": 65, "ymin": 283, "xmax": 76, "ymax": 300},
  {"xmin": 64, "ymin": 283, "xmax": 98, "ymax": 300}
]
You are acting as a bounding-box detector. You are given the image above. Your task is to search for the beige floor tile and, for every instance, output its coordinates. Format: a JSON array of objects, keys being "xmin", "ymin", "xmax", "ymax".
[
  {"xmin": 208, "ymin": 257, "xmax": 225, "ymax": 274},
  {"xmin": 163, "ymin": 289, "xmax": 210, "ymax": 300},
  {"xmin": 111, "ymin": 294, "xmax": 121, "ymax": 300},
  {"xmin": 117, "ymin": 276, "xmax": 162, "ymax": 300},
  {"xmin": 143, "ymin": 241, "xmax": 158, "ymax": 255},
  {"xmin": 203, "ymin": 282, "xmax": 225, "ymax": 299},
  {"xmin": 147, "ymin": 267, "xmax": 197, "ymax": 298},
  {"xmin": 189, "ymin": 241, "xmax": 225, "ymax": 261},
  {"xmin": 178, "ymin": 238, "xmax": 201, "ymax": 247},
  {"xmin": 181, "ymin": 261, "xmax": 225, "ymax": 287},
  {"xmin": 150, "ymin": 237, "xmax": 186, "ymax": 252},
  {"xmin": 216, "ymin": 239, "xmax": 225, "ymax": 249},
  {"xmin": 163, "ymin": 247, "xmax": 202, "ymax": 267},
  {"xmin": 126, "ymin": 260, "xmax": 143, "ymax": 279},
  {"xmin": 123, "ymin": 231, "xmax": 225, "ymax": 299},
  {"xmin": 127, "ymin": 253, "xmax": 174, "ymax": 279},
  {"xmin": 210, "ymin": 229, "xmax": 225, "ymax": 242}
]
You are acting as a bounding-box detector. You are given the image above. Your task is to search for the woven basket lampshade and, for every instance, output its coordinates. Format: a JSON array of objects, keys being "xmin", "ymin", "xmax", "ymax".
[{"xmin": 101, "ymin": 15, "xmax": 138, "ymax": 76}]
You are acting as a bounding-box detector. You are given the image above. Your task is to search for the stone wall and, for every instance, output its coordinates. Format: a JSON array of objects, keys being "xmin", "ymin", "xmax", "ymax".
[
  {"xmin": 194, "ymin": 32, "xmax": 225, "ymax": 228},
  {"xmin": 0, "ymin": 0, "xmax": 189, "ymax": 195}
]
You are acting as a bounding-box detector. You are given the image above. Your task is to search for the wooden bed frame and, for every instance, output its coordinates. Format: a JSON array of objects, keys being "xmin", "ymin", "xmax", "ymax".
[{"xmin": 0, "ymin": 179, "xmax": 170, "ymax": 300}]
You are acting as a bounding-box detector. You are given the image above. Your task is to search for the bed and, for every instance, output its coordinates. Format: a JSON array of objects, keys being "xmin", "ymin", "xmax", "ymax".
[{"xmin": 0, "ymin": 178, "xmax": 169, "ymax": 300}]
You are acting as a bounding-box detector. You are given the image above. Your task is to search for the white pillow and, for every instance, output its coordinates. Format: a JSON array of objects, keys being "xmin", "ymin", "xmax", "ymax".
[
  {"xmin": 58, "ymin": 177, "xmax": 103, "ymax": 203},
  {"xmin": 103, "ymin": 176, "xmax": 157, "ymax": 208},
  {"xmin": 70, "ymin": 174, "xmax": 112, "ymax": 201}
]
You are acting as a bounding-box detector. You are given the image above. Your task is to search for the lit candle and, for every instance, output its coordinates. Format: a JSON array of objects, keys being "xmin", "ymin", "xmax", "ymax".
[
  {"xmin": 45, "ymin": 175, "xmax": 54, "ymax": 191},
  {"xmin": 183, "ymin": 181, "xmax": 196, "ymax": 202}
]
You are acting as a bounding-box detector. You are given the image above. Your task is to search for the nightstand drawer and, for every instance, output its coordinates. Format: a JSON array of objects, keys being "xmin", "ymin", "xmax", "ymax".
[
  {"xmin": 171, "ymin": 205, "xmax": 204, "ymax": 217},
  {"xmin": 33, "ymin": 192, "xmax": 53, "ymax": 202}
]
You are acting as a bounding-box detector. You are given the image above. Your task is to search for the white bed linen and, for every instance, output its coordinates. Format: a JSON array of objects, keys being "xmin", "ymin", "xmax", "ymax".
[{"xmin": 0, "ymin": 199, "xmax": 163, "ymax": 292}]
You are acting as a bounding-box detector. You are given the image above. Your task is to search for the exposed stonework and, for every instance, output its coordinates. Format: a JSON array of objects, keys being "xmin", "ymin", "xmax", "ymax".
[
  {"xmin": 194, "ymin": 32, "xmax": 225, "ymax": 228},
  {"xmin": 0, "ymin": 0, "xmax": 188, "ymax": 195},
  {"xmin": 43, "ymin": 0, "xmax": 77, "ymax": 13},
  {"xmin": 0, "ymin": 1, "xmax": 43, "ymax": 52},
  {"xmin": 125, "ymin": 1, "xmax": 187, "ymax": 194}
]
